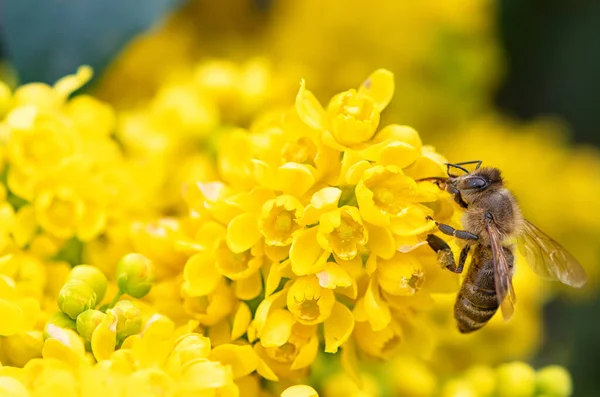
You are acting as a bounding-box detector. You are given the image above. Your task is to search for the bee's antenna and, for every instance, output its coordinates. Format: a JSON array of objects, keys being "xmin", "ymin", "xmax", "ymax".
[{"xmin": 445, "ymin": 160, "xmax": 483, "ymax": 176}]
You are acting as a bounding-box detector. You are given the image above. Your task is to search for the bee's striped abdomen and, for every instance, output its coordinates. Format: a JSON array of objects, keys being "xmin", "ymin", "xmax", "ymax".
[{"xmin": 454, "ymin": 245, "xmax": 514, "ymax": 333}]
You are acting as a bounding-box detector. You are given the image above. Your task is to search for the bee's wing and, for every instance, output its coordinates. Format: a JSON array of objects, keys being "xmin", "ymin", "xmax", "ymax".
[
  {"xmin": 517, "ymin": 220, "xmax": 587, "ymax": 288},
  {"xmin": 485, "ymin": 215, "xmax": 516, "ymax": 321}
]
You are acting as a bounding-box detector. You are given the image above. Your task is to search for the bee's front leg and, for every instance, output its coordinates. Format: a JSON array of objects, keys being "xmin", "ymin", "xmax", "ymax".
[
  {"xmin": 426, "ymin": 217, "xmax": 479, "ymax": 241},
  {"xmin": 426, "ymin": 234, "xmax": 470, "ymax": 273}
]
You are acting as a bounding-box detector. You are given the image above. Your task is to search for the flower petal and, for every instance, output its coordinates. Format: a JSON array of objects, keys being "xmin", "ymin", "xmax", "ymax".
[
  {"xmin": 209, "ymin": 344, "xmax": 259, "ymax": 379},
  {"xmin": 366, "ymin": 223, "xmax": 396, "ymax": 260},
  {"xmin": 290, "ymin": 333, "xmax": 319, "ymax": 370},
  {"xmin": 234, "ymin": 270, "xmax": 262, "ymax": 300},
  {"xmin": 281, "ymin": 385, "xmax": 319, "ymax": 397},
  {"xmin": 364, "ymin": 276, "xmax": 391, "ymax": 331},
  {"xmin": 231, "ymin": 302, "xmax": 252, "ymax": 341},
  {"xmin": 278, "ymin": 163, "xmax": 315, "ymax": 198},
  {"xmin": 260, "ymin": 309, "xmax": 295, "ymax": 347},
  {"xmin": 227, "ymin": 213, "xmax": 261, "ymax": 253},
  {"xmin": 295, "ymin": 80, "xmax": 325, "ymax": 130},
  {"xmin": 359, "ymin": 69, "xmax": 395, "ymax": 111},
  {"xmin": 290, "ymin": 227, "xmax": 327, "ymax": 276},
  {"xmin": 91, "ymin": 310, "xmax": 117, "ymax": 362},
  {"xmin": 316, "ymin": 262, "xmax": 352, "ymax": 289},
  {"xmin": 300, "ymin": 187, "xmax": 342, "ymax": 226},
  {"xmin": 183, "ymin": 251, "xmax": 221, "ymax": 296},
  {"xmin": 324, "ymin": 301, "xmax": 355, "ymax": 353}
]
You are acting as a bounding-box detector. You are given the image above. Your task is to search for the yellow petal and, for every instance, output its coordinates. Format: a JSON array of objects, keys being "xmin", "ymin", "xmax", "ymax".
[
  {"xmin": 251, "ymin": 288, "xmax": 288, "ymax": 340},
  {"xmin": 41, "ymin": 326, "xmax": 86, "ymax": 367},
  {"xmin": 183, "ymin": 251, "xmax": 221, "ymax": 296},
  {"xmin": 364, "ymin": 276, "xmax": 391, "ymax": 331},
  {"xmin": 234, "ymin": 270, "xmax": 262, "ymax": 301},
  {"xmin": 254, "ymin": 348, "xmax": 279, "ymax": 381},
  {"xmin": 252, "ymin": 159, "xmax": 279, "ymax": 190},
  {"xmin": 366, "ymin": 223, "xmax": 396, "ymax": 260},
  {"xmin": 373, "ymin": 124, "xmax": 422, "ymax": 151},
  {"xmin": 0, "ymin": 299, "xmax": 23, "ymax": 336},
  {"xmin": 290, "ymin": 333, "xmax": 319, "ymax": 370},
  {"xmin": 324, "ymin": 302, "xmax": 355, "ymax": 353},
  {"xmin": 14, "ymin": 298, "xmax": 40, "ymax": 331},
  {"xmin": 403, "ymin": 151, "xmax": 447, "ymax": 180},
  {"xmin": 0, "ymin": 376, "xmax": 29, "ymax": 397},
  {"xmin": 377, "ymin": 141, "xmax": 420, "ymax": 168},
  {"xmin": 300, "ymin": 187, "xmax": 342, "ymax": 226},
  {"xmin": 295, "ymin": 80, "xmax": 325, "ymax": 130},
  {"xmin": 278, "ymin": 163, "xmax": 315, "ymax": 198},
  {"xmin": 390, "ymin": 204, "xmax": 435, "ymax": 236},
  {"xmin": 265, "ymin": 262, "xmax": 282, "ymax": 297},
  {"xmin": 260, "ymin": 309, "xmax": 295, "ymax": 347},
  {"xmin": 184, "ymin": 359, "xmax": 234, "ymax": 389},
  {"xmin": 345, "ymin": 160, "xmax": 372, "ymax": 185},
  {"xmin": 12, "ymin": 205, "xmax": 37, "ymax": 248},
  {"xmin": 209, "ymin": 344, "xmax": 259, "ymax": 379},
  {"xmin": 231, "ymin": 303, "xmax": 252, "ymax": 341},
  {"xmin": 341, "ymin": 340, "xmax": 362, "ymax": 387},
  {"xmin": 91, "ymin": 310, "xmax": 117, "ymax": 361},
  {"xmin": 281, "ymin": 385, "xmax": 318, "ymax": 397},
  {"xmin": 290, "ymin": 227, "xmax": 327, "ymax": 276},
  {"xmin": 358, "ymin": 69, "xmax": 394, "ymax": 111},
  {"xmin": 227, "ymin": 213, "xmax": 261, "ymax": 253},
  {"xmin": 316, "ymin": 262, "xmax": 352, "ymax": 289},
  {"xmin": 54, "ymin": 65, "xmax": 93, "ymax": 98}
]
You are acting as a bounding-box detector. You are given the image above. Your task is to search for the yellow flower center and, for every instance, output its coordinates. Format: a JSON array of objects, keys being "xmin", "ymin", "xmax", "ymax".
[
  {"xmin": 339, "ymin": 92, "xmax": 374, "ymax": 121},
  {"xmin": 296, "ymin": 298, "xmax": 321, "ymax": 323},
  {"xmin": 324, "ymin": 208, "xmax": 368, "ymax": 261},
  {"xmin": 265, "ymin": 341, "xmax": 299, "ymax": 363},
  {"xmin": 282, "ymin": 137, "xmax": 317, "ymax": 166},
  {"xmin": 365, "ymin": 170, "xmax": 415, "ymax": 216},
  {"xmin": 214, "ymin": 240, "xmax": 260, "ymax": 280},
  {"xmin": 260, "ymin": 197, "xmax": 303, "ymax": 247},
  {"xmin": 275, "ymin": 213, "xmax": 292, "ymax": 232}
]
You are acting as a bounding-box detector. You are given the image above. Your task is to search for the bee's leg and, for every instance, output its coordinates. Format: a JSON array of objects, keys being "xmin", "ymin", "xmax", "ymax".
[
  {"xmin": 426, "ymin": 217, "xmax": 478, "ymax": 241},
  {"xmin": 426, "ymin": 234, "xmax": 469, "ymax": 273}
]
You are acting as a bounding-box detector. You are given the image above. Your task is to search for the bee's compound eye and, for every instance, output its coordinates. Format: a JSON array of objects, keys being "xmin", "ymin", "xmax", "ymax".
[{"xmin": 465, "ymin": 177, "xmax": 488, "ymax": 189}]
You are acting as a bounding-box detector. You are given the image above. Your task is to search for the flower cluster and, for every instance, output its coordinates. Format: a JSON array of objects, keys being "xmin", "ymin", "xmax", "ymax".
[
  {"xmin": 177, "ymin": 69, "xmax": 468, "ymax": 382},
  {"xmin": 0, "ymin": 61, "xmax": 582, "ymax": 395}
]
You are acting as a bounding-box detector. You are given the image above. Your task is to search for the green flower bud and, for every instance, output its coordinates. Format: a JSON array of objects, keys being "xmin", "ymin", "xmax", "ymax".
[
  {"xmin": 76, "ymin": 309, "xmax": 106, "ymax": 342},
  {"xmin": 57, "ymin": 279, "xmax": 97, "ymax": 319},
  {"xmin": 112, "ymin": 300, "xmax": 142, "ymax": 342},
  {"xmin": 116, "ymin": 253, "xmax": 154, "ymax": 299},
  {"xmin": 69, "ymin": 265, "xmax": 108, "ymax": 303},
  {"xmin": 536, "ymin": 365, "xmax": 572, "ymax": 397},
  {"xmin": 43, "ymin": 311, "xmax": 77, "ymax": 340},
  {"xmin": 496, "ymin": 361, "xmax": 536, "ymax": 397}
]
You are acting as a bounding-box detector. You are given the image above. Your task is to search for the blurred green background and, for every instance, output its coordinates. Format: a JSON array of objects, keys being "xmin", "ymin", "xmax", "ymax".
[{"xmin": 1, "ymin": 0, "xmax": 599, "ymax": 395}]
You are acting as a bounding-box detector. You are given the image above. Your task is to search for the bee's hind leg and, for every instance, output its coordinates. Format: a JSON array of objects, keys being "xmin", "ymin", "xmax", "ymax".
[{"xmin": 426, "ymin": 234, "xmax": 470, "ymax": 274}]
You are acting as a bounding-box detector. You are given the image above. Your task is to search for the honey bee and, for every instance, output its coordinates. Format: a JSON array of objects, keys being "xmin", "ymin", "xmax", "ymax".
[{"xmin": 424, "ymin": 160, "xmax": 588, "ymax": 333}]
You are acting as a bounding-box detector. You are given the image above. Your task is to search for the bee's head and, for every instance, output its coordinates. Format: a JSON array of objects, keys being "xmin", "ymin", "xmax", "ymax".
[{"xmin": 446, "ymin": 163, "xmax": 503, "ymax": 202}]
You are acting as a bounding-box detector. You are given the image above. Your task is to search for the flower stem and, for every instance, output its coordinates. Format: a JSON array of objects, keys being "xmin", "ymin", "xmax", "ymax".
[{"xmin": 107, "ymin": 290, "xmax": 124, "ymax": 309}]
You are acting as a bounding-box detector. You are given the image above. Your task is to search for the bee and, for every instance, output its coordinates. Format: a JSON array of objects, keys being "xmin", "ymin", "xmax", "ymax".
[{"xmin": 423, "ymin": 160, "xmax": 588, "ymax": 333}]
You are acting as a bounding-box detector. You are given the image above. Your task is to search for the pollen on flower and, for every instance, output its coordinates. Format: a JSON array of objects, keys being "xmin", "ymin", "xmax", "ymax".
[{"xmin": 318, "ymin": 206, "xmax": 368, "ymax": 261}]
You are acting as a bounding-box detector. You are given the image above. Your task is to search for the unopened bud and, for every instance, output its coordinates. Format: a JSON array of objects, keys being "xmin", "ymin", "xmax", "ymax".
[
  {"xmin": 69, "ymin": 265, "xmax": 108, "ymax": 303},
  {"xmin": 76, "ymin": 309, "xmax": 106, "ymax": 342},
  {"xmin": 43, "ymin": 311, "xmax": 77, "ymax": 340},
  {"xmin": 536, "ymin": 365, "xmax": 572, "ymax": 397},
  {"xmin": 116, "ymin": 253, "xmax": 154, "ymax": 298},
  {"xmin": 58, "ymin": 279, "xmax": 97, "ymax": 319},
  {"xmin": 112, "ymin": 300, "xmax": 142, "ymax": 341},
  {"xmin": 496, "ymin": 361, "xmax": 536, "ymax": 397}
]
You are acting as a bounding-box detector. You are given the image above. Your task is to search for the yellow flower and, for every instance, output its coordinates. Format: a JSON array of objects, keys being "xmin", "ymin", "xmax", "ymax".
[
  {"xmin": 317, "ymin": 206, "xmax": 368, "ymax": 261},
  {"xmin": 287, "ymin": 276, "xmax": 335, "ymax": 325},
  {"xmin": 296, "ymin": 69, "xmax": 394, "ymax": 150},
  {"xmin": 183, "ymin": 281, "xmax": 236, "ymax": 326},
  {"xmin": 0, "ymin": 275, "xmax": 40, "ymax": 336},
  {"xmin": 355, "ymin": 165, "xmax": 417, "ymax": 226},
  {"xmin": 259, "ymin": 195, "xmax": 304, "ymax": 247}
]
